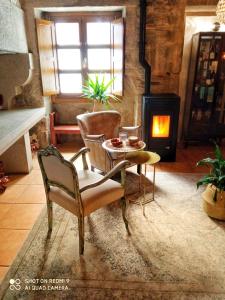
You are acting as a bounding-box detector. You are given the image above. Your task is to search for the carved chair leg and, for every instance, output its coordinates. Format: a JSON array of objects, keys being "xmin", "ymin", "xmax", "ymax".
[
  {"xmin": 78, "ymin": 216, "xmax": 84, "ymax": 255},
  {"xmin": 47, "ymin": 199, "xmax": 53, "ymax": 233},
  {"xmin": 120, "ymin": 196, "xmax": 130, "ymax": 235}
]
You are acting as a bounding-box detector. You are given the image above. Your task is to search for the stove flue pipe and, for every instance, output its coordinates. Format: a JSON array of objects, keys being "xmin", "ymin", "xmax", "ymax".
[{"xmin": 139, "ymin": 0, "xmax": 151, "ymax": 94}]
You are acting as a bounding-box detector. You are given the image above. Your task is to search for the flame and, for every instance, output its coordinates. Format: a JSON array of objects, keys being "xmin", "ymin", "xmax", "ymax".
[{"xmin": 152, "ymin": 115, "xmax": 170, "ymax": 138}]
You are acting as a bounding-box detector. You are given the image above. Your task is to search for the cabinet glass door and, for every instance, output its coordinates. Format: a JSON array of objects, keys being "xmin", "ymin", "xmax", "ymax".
[{"xmin": 191, "ymin": 35, "xmax": 222, "ymax": 124}]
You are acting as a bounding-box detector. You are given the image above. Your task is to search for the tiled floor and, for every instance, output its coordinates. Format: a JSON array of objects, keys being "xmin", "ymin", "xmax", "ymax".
[{"xmin": 0, "ymin": 141, "xmax": 222, "ymax": 283}]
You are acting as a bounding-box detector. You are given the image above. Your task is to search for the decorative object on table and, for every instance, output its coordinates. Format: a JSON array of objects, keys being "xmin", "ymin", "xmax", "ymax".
[
  {"xmin": 119, "ymin": 131, "xmax": 128, "ymax": 142},
  {"xmin": 126, "ymin": 151, "xmax": 161, "ymax": 215},
  {"xmin": 0, "ymin": 161, "xmax": 9, "ymax": 194},
  {"xmin": 103, "ymin": 139, "xmax": 146, "ymax": 153},
  {"xmin": 30, "ymin": 133, "xmax": 39, "ymax": 153},
  {"xmin": 196, "ymin": 143, "xmax": 225, "ymax": 220},
  {"xmin": 128, "ymin": 136, "xmax": 139, "ymax": 146},
  {"xmin": 82, "ymin": 75, "xmax": 120, "ymax": 112},
  {"xmin": 111, "ymin": 138, "xmax": 123, "ymax": 148}
]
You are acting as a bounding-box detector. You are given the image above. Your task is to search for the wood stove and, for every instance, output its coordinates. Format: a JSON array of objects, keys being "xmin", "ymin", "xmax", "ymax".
[{"xmin": 142, "ymin": 94, "xmax": 180, "ymax": 161}]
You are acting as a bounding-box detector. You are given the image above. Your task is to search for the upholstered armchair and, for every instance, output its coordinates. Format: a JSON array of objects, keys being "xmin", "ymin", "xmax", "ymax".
[
  {"xmin": 38, "ymin": 145, "xmax": 130, "ymax": 255},
  {"xmin": 77, "ymin": 111, "xmax": 140, "ymax": 173}
]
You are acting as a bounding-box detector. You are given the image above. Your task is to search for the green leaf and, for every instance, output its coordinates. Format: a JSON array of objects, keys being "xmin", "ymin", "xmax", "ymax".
[
  {"xmin": 196, "ymin": 143, "xmax": 225, "ymax": 199},
  {"xmin": 81, "ymin": 74, "xmax": 121, "ymax": 105},
  {"xmin": 215, "ymin": 143, "xmax": 223, "ymax": 161},
  {"xmin": 196, "ymin": 175, "xmax": 217, "ymax": 189},
  {"xmin": 196, "ymin": 158, "xmax": 218, "ymax": 167}
]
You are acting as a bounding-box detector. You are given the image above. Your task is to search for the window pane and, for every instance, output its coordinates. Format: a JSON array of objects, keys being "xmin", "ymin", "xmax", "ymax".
[
  {"xmin": 59, "ymin": 74, "xmax": 82, "ymax": 93},
  {"xmin": 55, "ymin": 23, "xmax": 80, "ymax": 45},
  {"xmin": 88, "ymin": 49, "xmax": 110, "ymax": 70},
  {"xmin": 58, "ymin": 49, "xmax": 81, "ymax": 70},
  {"xmin": 87, "ymin": 22, "xmax": 110, "ymax": 45}
]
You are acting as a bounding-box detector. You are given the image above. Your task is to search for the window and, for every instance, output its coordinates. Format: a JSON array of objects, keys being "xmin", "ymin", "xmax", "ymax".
[{"xmin": 36, "ymin": 12, "xmax": 124, "ymax": 97}]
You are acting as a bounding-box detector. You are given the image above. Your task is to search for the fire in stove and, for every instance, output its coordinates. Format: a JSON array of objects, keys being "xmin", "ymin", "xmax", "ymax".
[
  {"xmin": 142, "ymin": 94, "xmax": 180, "ymax": 162},
  {"xmin": 152, "ymin": 115, "xmax": 171, "ymax": 138}
]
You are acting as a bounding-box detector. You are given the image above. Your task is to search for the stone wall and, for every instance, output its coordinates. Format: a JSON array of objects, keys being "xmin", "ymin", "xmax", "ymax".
[
  {"xmin": 146, "ymin": 0, "xmax": 186, "ymax": 95},
  {"xmin": 0, "ymin": 54, "xmax": 29, "ymax": 109},
  {"xmin": 0, "ymin": 0, "xmax": 28, "ymax": 54},
  {"xmin": 0, "ymin": 0, "xmax": 29, "ymax": 108},
  {"xmin": 19, "ymin": 0, "xmax": 186, "ymax": 133}
]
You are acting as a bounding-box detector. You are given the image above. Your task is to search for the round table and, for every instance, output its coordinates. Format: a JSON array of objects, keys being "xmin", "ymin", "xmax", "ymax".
[{"xmin": 102, "ymin": 139, "xmax": 146, "ymax": 170}]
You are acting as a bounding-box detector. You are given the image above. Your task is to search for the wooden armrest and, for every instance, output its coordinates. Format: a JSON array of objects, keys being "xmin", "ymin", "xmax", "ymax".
[
  {"xmin": 120, "ymin": 125, "xmax": 141, "ymax": 131},
  {"xmin": 85, "ymin": 134, "xmax": 105, "ymax": 142},
  {"xmin": 70, "ymin": 147, "xmax": 90, "ymax": 163},
  {"xmin": 79, "ymin": 160, "xmax": 130, "ymax": 193}
]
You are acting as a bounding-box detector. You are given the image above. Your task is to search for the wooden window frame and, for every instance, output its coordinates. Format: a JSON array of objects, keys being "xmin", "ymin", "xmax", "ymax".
[{"xmin": 46, "ymin": 11, "xmax": 122, "ymax": 98}]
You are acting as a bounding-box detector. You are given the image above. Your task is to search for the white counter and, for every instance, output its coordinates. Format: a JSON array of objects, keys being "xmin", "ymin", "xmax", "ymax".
[{"xmin": 0, "ymin": 108, "xmax": 45, "ymax": 173}]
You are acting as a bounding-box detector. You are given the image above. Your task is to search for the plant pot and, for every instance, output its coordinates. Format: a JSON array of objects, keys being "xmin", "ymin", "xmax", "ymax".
[
  {"xmin": 202, "ymin": 184, "xmax": 225, "ymax": 220},
  {"xmin": 92, "ymin": 100, "xmax": 110, "ymax": 112}
]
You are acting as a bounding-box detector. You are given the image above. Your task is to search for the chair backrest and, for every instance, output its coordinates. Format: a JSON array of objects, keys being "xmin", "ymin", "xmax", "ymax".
[
  {"xmin": 77, "ymin": 111, "xmax": 121, "ymax": 140},
  {"xmin": 38, "ymin": 145, "xmax": 78, "ymax": 197}
]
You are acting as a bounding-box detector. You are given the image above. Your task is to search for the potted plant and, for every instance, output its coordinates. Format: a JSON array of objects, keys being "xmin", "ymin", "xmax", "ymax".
[
  {"xmin": 82, "ymin": 75, "xmax": 120, "ymax": 111},
  {"xmin": 196, "ymin": 143, "xmax": 225, "ymax": 220}
]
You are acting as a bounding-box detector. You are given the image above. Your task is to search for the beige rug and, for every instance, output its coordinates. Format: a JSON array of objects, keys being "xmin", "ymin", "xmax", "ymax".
[{"xmin": 1, "ymin": 172, "xmax": 225, "ymax": 300}]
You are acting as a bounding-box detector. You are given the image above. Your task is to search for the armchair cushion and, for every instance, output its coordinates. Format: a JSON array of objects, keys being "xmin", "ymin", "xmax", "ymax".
[
  {"xmin": 49, "ymin": 187, "xmax": 79, "ymax": 216},
  {"xmin": 49, "ymin": 170, "xmax": 124, "ymax": 217}
]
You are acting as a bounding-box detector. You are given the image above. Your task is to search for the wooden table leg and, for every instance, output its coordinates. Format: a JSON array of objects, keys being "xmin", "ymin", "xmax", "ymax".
[{"xmin": 137, "ymin": 164, "xmax": 141, "ymax": 174}]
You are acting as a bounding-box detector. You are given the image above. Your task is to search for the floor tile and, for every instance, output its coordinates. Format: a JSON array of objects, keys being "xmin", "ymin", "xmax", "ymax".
[
  {"xmin": 0, "ymin": 204, "xmax": 13, "ymax": 220},
  {"xmin": 14, "ymin": 185, "xmax": 46, "ymax": 204},
  {"xmin": 32, "ymin": 155, "xmax": 40, "ymax": 170},
  {"xmin": 0, "ymin": 204, "xmax": 44, "ymax": 229},
  {"xmin": 9, "ymin": 170, "xmax": 43, "ymax": 185},
  {"xmin": 0, "ymin": 185, "xmax": 27, "ymax": 203},
  {"xmin": 0, "ymin": 266, "xmax": 9, "ymax": 282},
  {"xmin": 0, "ymin": 229, "xmax": 29, "ymax": 266},
  {"xmin": 157, "ymin": 162, "xmax": 193, "ymax": 173}
]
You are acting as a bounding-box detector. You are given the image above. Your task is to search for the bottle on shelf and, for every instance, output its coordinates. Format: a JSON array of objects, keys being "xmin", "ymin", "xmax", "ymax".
[
  {"xmin": 207, "ymin": 86, "xmax": 214, "ymax": 103},
  {"xmin": 196, "ymin": 109, "xmax": 202, "ymax": 121},
  {"xmin": 199, "ymin": 86, "xmax": 206, "ymax": 100},
  {"xmin": 206, "ymin": 70, "xmax": 212, "ymax": 85},
  {"xmin": 203, "ymin": 60, "xmax": 208, "ymax": 69},
  {"xmin": 210, "ymin": 70, "xmax": 216, "ymax": 84},
  {"xmin": 209, "ymin": 40, "xmax": 215, "ymax": 60}
]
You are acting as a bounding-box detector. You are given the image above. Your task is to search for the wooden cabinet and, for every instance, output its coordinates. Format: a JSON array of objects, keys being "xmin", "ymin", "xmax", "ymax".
[{"xmin": 183, "ymin": 32, "xmax": 225, "ymax": 144}]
